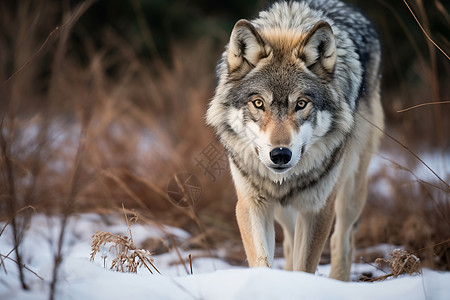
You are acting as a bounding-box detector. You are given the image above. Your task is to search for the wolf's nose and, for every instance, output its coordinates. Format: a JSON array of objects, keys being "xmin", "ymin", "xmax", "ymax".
[{"xmin": 270, "ymin": 147, "xmax": 292, "ymax": 165}]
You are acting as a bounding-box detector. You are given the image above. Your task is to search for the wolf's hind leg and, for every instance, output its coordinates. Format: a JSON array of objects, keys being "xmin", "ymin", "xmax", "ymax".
[
  {"xmin": 274, "ymin": 205, "xmax": 296, "ymax": 270},
  {"xmin": 236, "ymin": 192, "xmax": 275, "ymax": 268}
]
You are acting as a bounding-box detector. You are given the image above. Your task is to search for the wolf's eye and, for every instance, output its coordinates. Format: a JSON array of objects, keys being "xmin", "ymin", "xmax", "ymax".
[
  {"xmin": 252, "ymin": 99, "xmax": 265, "ymax": 110},
  {"xmin": 295, "ymin": 99, "xmax": 308, "ymax": 111}
]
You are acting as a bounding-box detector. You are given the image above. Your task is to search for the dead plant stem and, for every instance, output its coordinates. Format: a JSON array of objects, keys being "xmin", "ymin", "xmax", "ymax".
[
  {"xmin": 0, "ymin": 118, "xmax": 28, "ymax": 290},
  {"xmin": 122, "ymin": 203, "xmax": 133, "ymax": 243},
  {"xmin": 397, "ymin": 100, "xmax": 450, "ymax": 113},
  {"xmin": 416, "ymin": 0, "xmax": 445, "ymax": 161},
  {"xmin": 49, "ymin": 102, "xmax": 92, "ymax": 300},
  {"xmin": 0, "ymin": 27, "xmax": 59, "ymax": 90},
  {"xmin": 357, "ymin": 112, "xmax": 449, "ymax": 189},
  {"xmin": 403, "ymin": 0, "xmax": 450, "ymax": 60},
  {"xmin": 0, "ymin": 254, "xmax": 44, "ymax": 280}
]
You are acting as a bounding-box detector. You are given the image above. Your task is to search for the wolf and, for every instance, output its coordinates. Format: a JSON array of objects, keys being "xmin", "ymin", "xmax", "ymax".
[{"xmin": 206, "ymin": 0, "xmax": 383, "ymax": 281}]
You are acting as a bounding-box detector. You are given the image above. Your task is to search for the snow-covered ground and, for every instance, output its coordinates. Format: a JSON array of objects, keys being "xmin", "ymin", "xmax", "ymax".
[{"xmin": 1, "ymin": 213, "xmax": 449, "ymax": 300}]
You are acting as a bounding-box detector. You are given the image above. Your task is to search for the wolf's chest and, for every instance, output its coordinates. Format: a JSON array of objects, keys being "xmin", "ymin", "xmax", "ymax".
[{"xmin": 230, "ymin": 144, "xmax": 344, "ymax": 210}]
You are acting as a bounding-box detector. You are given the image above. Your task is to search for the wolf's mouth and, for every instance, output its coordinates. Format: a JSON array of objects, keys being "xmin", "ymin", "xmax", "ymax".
[{"xmin": 269, "ymin": 165, "xmax": 291, "ymax": 173}]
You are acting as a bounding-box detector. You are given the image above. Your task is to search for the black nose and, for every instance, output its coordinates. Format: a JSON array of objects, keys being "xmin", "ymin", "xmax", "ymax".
[{"xmin": 270, "ymin": 147, "xmax": 292, "ymax": 165}]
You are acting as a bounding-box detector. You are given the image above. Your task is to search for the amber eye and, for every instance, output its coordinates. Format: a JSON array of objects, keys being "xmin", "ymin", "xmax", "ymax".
[
  {"xmin": 295, "ymin": 99, "xmax": 308, "ymax": 111},
  {"xmin": 252, "ymin": 99, "xmax": 265, "ymax": 110}
]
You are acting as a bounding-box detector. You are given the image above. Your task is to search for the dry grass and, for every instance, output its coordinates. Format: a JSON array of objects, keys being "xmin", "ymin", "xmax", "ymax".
[
  {"xmin": 90, "ymin": 231, "xmax": 160, "ymax": 274},
  {"xmin": 90, "ymin": 205, "xmax": 160, "ymax": 274},
  {"xmin": 360, "ymin": 249, "xmax": 421, "ymax": 281},
  {"xmin": 0, "ymin": 0, "xmax": 448, "ymax": 292},
  {"xmin": 376, "ymin": 249, "xmax": 421, "ymax": 278}
]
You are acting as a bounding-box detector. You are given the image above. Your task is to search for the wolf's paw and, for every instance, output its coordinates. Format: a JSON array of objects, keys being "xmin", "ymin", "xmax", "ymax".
[{"xmin": 254, "ymin": 256, "xmax": 271, "ymax": 268}]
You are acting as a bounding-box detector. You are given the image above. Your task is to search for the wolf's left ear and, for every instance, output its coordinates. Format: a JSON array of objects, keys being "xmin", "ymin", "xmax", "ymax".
[
  {"xmin": 298, "ymin": 21, "xmax": 336, "ymax": 78},
  {"xmin": 227, "ymin": 19, "xmax": 270, "ymax": 78}
]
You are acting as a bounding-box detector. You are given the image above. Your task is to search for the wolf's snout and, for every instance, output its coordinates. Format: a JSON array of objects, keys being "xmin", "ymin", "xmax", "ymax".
[{"xmin": 269, "ymin": 147, "xmax": 292, "ymax": 165}]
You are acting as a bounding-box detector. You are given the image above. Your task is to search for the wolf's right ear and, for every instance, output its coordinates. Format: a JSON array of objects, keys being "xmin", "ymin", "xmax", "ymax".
[{"xmin": 227, "ymin": 19, "xmax": 270, "ymax": 78}]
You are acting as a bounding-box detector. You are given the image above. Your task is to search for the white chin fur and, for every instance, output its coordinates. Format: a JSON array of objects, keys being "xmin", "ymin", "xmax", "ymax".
[{"xmin": 249, "ymin": 122, "xmax": 315, "ymax": 184}]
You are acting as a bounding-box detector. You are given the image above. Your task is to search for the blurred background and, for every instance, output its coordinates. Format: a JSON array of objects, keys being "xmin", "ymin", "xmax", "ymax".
[{"xmin": 1, "ymin": 0, "xmax": 449, "ymax": 271}]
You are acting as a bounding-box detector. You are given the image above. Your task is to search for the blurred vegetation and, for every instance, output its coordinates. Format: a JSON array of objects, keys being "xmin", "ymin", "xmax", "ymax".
[
  {"xmin": 0, "ymin": 0, "xmax": 449, "ymax": 276},
  {"xmin": 2, "ymin": 0, "xmax": 449, "ymax": 134},
  {"xmin": 74, "ymin": 0, "xmax": 450, "ymax": 85}
]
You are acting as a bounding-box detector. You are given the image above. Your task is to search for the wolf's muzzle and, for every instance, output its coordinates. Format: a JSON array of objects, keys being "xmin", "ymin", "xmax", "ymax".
[{"xmin": 270, "ymin": 147, "xmax": 292, "ymax": 165}]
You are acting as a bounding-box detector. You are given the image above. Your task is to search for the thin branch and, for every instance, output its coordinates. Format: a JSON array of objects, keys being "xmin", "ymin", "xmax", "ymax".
[
  {"xmin": 357, "ymin": 112, "xmax": 449, "ymax": 189},
  {"xmin": 361, "ymin": 272, "xmax": 394, "ymax": 282},
  {"xmin": 403, "ymin": 0, "xmax": 450, "ymax": 60},
  {"xmin": 0, "ymin": 27, "xmax": 60, "ymax": 90},
  {"xmin": 0, "ymin": 254, "xmax": 6, "ymax": 274},
  {"xmin": 0, "ymin": 254, "xmax": 44, "ymax": 281},
  {"xmin": 397, "ymin": 100, "xmax": 450, "ymax": 113},
  {"xmin": 1, "ymin": 111, "xmax": 28, "ymax": 289},
  {"xmin": 376, "ymin": 0, "xmax": 428, "ymax": 71},
  {"xmin": 122, "ymin": 203, "xmax": 133, "ymax": 244},
  {"xmin": 411, "ymin": 238, "xmax": 450, "ymax": 255},
  {"xmin": 0, "ymin": 222, "xmax": 9, "ymax": 237},
  {"xmin": 189, "ymin": 254, "xmax": 193, "ymax": 275},
  {"xmin": 130, "ymin": 0, "xmax": 161, "ymax": 61},
  {"xmin": 375, "ymin": 153, "xmax": 450, "ymax": 227},
  {"xmin": 375, "ymin": 153, "xmax": 449, "ymax": 193}
]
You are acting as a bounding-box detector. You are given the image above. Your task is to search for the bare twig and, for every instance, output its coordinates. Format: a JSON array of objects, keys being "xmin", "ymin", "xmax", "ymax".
[
  {"xmin": 0, "ymin": 222, "xmax": 9, "ymax": 237},
  {"xmin": 374, "ymin": 153, "xmax": 450, "ymax": 229},
  {"xmin": 435, "ymin": 0, "xmax": 450, "ymax": 25},
  {"xmin": 397, "ymin": 100, "xmax": 450, "ymax": 113},
  {"xmin": 411, "ymin": 238, "xmax": 450, "ymax": 256},
  {"xmin": 375, "ymin": 153, "xmax": 449, "ymax": 193},
  {"xmin": 122, "ymin": 204, "xmax": 134, "ymax": 244},
  {"xmin": 130, "ymin": 0, "xmax": 161, "ymax": 61},
  {"xmin": 49, "ymin": 132, "xmax": 85, "ymax": 300},
  {"xmin": 0, "ymin": 115, "xmax": 28, "ymax": 290},
  {"xmin": 0, "ymin": 0, "xmax": 96, "ymax": 91},
  {"xmin": 376, "ymin": 0, "xmax": 428, "ymax": 71},
  {"xmin": 357, "ymin": 112, "xmax": 449, "ymax": 189},
  {"xmin": 0, "ymin": 27, "xmax": 59, "ymax": 90},
  {"xmin": 403, "ymin": 0, "xmax": 450, "ymax": 60},
  {"xmin": 0, "ymin": 254, "xmax": 44, "ymax": 281},
  {"xmin": 0, "ymin": 254, "xmax": 6, "ymax": 275}
]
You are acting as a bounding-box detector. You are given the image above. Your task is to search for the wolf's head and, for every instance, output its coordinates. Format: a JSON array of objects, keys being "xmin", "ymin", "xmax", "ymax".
[{"xmin": 207, "ymin": 13, "xmax": 356, "ymax": 177}]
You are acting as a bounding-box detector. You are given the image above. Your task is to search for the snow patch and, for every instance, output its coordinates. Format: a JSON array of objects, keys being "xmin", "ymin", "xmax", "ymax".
[{"xmin": 1, "ymin": 214, "xmax": 449, "ymax": 300}]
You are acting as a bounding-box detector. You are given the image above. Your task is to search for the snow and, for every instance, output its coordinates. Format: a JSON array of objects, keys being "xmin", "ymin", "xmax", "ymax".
[
  {"xmin": 368, "ymin": 149, "xmax": 449, "ymax": 183},
  {"xmin": 1, "ymin": 214, "xmax": 449, "ymax": 300}
]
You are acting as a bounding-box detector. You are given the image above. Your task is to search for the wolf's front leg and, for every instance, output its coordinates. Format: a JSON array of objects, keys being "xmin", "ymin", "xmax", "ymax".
[
  {"xmin": 235, "ymin": 192, "xmax": 275, "ymax": 268},
  {"xmin": 293, "ymin": 192, "xmax": 336, "ymax": 273}
]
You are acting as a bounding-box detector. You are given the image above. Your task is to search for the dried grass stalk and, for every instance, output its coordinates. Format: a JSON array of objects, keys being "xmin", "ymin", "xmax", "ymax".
[
  {"xmin": 361, "ymin": 249, "xmax": 422, "ymax": 282},
  {"xmin": 376, "ymin": 249, "xmax": 421, "ymax": 278},
  {"xmin": 90, "ymin": 231, "xmax": 160, "ymax": 274}
]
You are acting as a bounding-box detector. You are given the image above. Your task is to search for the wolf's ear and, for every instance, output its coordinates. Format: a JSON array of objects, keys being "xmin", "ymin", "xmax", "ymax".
[
  {"xmin": 227, "ymin": 19, "xmax": 270, "ymax": 78},
  {"xmin": 298, "ymin": 21, "xmax": 336, "ymax": 78}
]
